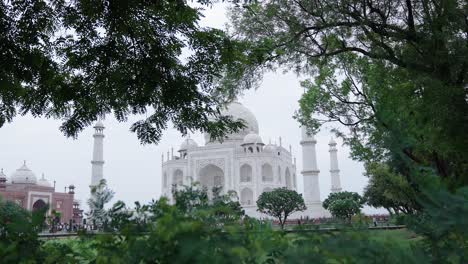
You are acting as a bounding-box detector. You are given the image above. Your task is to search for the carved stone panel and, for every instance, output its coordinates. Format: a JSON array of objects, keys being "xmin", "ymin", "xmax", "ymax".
[{"xmin": 196, "ymin": 158, "xmax": 225, "ymax": 174}]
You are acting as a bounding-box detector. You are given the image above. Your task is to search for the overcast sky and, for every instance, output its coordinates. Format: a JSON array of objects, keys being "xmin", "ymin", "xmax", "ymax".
[{"xmin": 0, "ymin": 4, "xmax": 382, "ymax": 214}]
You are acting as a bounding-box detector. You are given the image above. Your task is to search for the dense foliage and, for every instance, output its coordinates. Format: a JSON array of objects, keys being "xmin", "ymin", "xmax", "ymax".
[
  {"xmin": 87, "ymin": 179, "xmax": 115, "ymax": 229},
  {"xmin": 229, "ymin": 0, "xmax": 467, "ymax": 187},
  {"xmin": 323, "ymin": 191, "xmax": 365, "ymax": 222},
  {"xmin": 2, "ymin": 182, "xmax": 468, "ymax": 263},
  {"xmin": 256, "ymin": 188, "xmax": 306, "ymax": 229},
  {"xmin": 0, "ymin": 198, "xmax": 45, "ymax": 262},
  {"xmin": 364, "ymin": 162, "xmax": 419, "ymax": 215},
  {"xmin": 228, "ymin": 1, "xmax": 468, "ymax": 259},
  {"xmin": 0, "ymin": 0, "xmax": 248, "ymax": 144}
]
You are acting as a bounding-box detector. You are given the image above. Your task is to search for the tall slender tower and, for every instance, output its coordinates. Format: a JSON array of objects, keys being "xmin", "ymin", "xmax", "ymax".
[
  {"xmin": 329, "ymin": 137, "xmax": 342, "ymax": 193},
  {"xmin": 300, "ymin": 127, "xmax": 321, "ymax": 204},
  {"xmin": 91, "ymin": 121, "xmax": 105, "ymax": 187}
]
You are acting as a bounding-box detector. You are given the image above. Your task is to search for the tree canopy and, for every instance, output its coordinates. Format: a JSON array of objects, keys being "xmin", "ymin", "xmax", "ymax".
[
  {"xmin": 0, "ymin": 198, "xmax": 46, "ymax": 262},
  {"xmin": 256, "ymin": 187, "xmax": 306, "ymax": 229},
  {"xmin": 229, "ymin": 0, "xmax": 468, "ymax": 187},
  {"xmin": 323, "ymin": 191, "xmax": 365, "ymax": 221},
  {"xmin": 363, "ymin": 162, "xmax": 419, "ymax": 215},
  {"xmin": 0, "ymin": 0, "xmax": 249, "ymax": 144},
  {"xmin": 87, "ymin": 179, "xmax": 114, "ymax": 229}
]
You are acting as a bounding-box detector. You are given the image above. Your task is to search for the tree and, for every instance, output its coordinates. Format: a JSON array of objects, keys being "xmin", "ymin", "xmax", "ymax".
[
  {"xmin": 171, "ymin": 182, "xmax": 209, "ymax": 215},
  {"xmin": 229, "ymin": 0, "xmax": 468, "ymax": 187},
  {"xmin": 323, "ymin": 191, "xmax": 365, "ymax": 222},
  {"xmin": 364, "ymin": 162, "xmax": 419, "ymax": 215},
  {"xmin": 230, "ymin": 0, "xmax": 466, "ymax": 87},
  {"xmin": 0, "ymin": 0, "xmax": 247, "ymax": 144},
  {"xmin": 0, "ymin": 198, "xmax": 46, "ymax": 262},
  {"xmin": 87, "ymin": 179, "xmax": 115, "ymax": 230},
  {"xmin": 211, "ymin": 186, "xmax": 245, "ymax": 223},
  {"xmin": 171, "ymin": 183, "xmax": 244, "ymax": 224},
  {"xmin": 256, "ymin": 188, "xmax": 306, "ymax": 229},
  {"xmin": 228, "ymin": 5, "xmax": 467, "ymax": 255}
]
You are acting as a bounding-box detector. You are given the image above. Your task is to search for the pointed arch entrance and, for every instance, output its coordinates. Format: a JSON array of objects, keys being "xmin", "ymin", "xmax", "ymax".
[
  {"xmin": 240, "ymin": 188, "xmax": 254, "ymax": 205},
  {"xmin": 32, "ymin": 199, "xmax": 47, "ymax": 211},
  {"xmin": 198, "ymin": 164, "xmax": 225, "ymax": 196}
]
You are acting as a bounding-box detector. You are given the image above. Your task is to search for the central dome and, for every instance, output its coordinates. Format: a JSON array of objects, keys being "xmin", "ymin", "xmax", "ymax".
[
  {"xmin": 10, "ymin": 162, "xmax": 37, "ymax": 184},
  {"xmin": 179, "ymin": 138, "xmax": 198, "ymax": 152},
  {"xmin": 205, "ymin": 102, "xmax": 259, "ymax": 143}
]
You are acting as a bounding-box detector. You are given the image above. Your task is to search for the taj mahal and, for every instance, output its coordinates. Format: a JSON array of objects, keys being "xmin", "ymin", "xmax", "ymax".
[
  {"xmin": 1, "ymin": 102, "xmax": 343, "ymax": 220},
  {"xmin": 160, "ymin": 101, "xmax": 343, "ymax": 218}
]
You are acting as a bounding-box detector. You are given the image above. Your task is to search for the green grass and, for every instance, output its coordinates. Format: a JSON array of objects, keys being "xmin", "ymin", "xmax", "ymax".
[{"xmin": 368, "ymin": 228, "xmax": 422, "ymax": 247}]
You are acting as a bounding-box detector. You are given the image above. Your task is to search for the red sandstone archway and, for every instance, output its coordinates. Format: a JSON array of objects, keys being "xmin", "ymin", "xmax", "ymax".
[{"xmin": 32, "ymin": 199, "xmax": 47, "ymax": 211}]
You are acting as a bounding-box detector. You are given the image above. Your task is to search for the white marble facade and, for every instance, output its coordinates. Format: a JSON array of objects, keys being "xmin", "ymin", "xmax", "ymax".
[{"xmin": 161, "ymin": 102, "xmax": 332, "ymax": 218}]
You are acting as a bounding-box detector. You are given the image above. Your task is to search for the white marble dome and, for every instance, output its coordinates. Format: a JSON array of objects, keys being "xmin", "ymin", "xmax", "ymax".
[
  {"xmin": 10, "ymin": 162, "xmax": 37, "ymax": 184},
  {"xmin": 242, "ymin": 131, "xmax": 263, "ymax": 145},
  {"xmin": 37, "ymin": 173, "xmax": 52, "ymax": 187},
  {"xmin": 94, "ymin": 120, "xmax": 105, "ymax": 128},
  {"xmin": 179, "ymin": 138, "xmax": 198, "ymax": 151},
  {"xmin": 205, "ymin": 102, "xmax": 259, "ymax": 143},
  {"xmin": 263, "ymin": 144, "xmax": 277, "ymax": 153}
]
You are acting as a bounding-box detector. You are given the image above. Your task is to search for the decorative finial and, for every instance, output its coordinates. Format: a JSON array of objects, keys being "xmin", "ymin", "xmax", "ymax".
[
  {"xmin": 23, "ymin": 160, "xmax": 26, "ymax": 165},
  {"xmin": 279, "ymin": 137, "xmax": 282, "ymax": 147},
  {"xmin": 41, "ymin": 173, "xmax": 45, "ymax": 180}
]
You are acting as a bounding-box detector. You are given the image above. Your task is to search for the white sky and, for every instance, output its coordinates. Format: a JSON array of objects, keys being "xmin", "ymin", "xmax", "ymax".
[{"xmin": 0, "ymin": 4, "xmax": 383, "ymax": 214}]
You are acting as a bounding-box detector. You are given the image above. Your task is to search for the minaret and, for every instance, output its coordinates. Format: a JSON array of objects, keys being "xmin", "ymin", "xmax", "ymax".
[
  {"xmin": 300, "ymin": 127, "xmax": 321, "ymax": 204},
  {"xmin": 329, "ymin": 137, "xmax": 342, "ymax": 192},
  {"xmin": 91, "ymin": 120, "xmax": 105, "ymax": 187}
]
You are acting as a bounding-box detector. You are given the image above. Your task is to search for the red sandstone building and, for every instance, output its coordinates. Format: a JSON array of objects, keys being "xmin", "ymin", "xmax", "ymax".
[{"xmin": 0, "ymin": 162, "xmax": 83, "ymax": 224}]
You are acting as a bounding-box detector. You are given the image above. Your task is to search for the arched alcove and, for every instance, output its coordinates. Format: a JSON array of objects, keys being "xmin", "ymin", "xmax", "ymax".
[
  {"xmin": 240, "ymin": 188, "xmax": 254, "ymax": 205},
  {"xmin": 240, "ymin": 164, "xmax": 252, "ymax": 183},
  {"xmin": 173, "ymin": 169, "xmax": 183, "ymax": 185},
  {"xmin": 199, "ymin": 164, "xmax": 225, "ymax": 194},
  {"xmin": 32, "ymin": 199, "xmax": 47, "ymax": 212},
  {"xmin": 163, "ymin": 172, "xmax": 168, "ymax": 187},
  {"xmin": 262, "ymin": 163, "xmax": 273, "ymax": 182}
]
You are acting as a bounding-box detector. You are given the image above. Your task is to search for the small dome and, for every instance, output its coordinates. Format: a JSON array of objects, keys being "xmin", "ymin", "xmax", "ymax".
[
  {"xmin": 94, "ymin": 120, "xmax": 105, "ymax": 129},
  {"xmin": 263, "ymin": 143, "xmax": 277, "ymax": 153},
  {"xmin": 10, "ymin": 162, "xmax": 37, "ymax": 184},
  {"xmin": 242, "ymin": 131, "xmax": 263, "ymax": 145},
  {"xmin": 37, "ymin": 173, "xmax": 51, "ymax": 187},
  {"xmin": 179, "ymin": 138, "xmax": 198, "ymax": 152}
]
